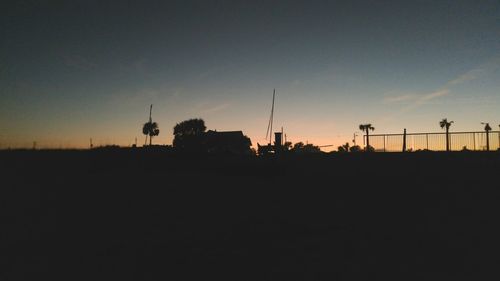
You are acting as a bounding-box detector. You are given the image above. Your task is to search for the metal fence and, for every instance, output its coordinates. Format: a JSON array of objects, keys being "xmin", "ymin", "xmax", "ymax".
[{"xmin": 364, "ymin": 131, "xmax": 500, "ymax": 152}]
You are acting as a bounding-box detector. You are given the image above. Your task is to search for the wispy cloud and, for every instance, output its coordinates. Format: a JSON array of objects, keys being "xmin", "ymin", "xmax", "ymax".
[
  {"xmin": 447, "ymin": 69, "xmax": 483, "ymax": 86},
  {"xmin": 383, "ymin": 94, "xmax": 417, "ymax": 104},
  {"xmin": 134, "ymin": 59, "xmax": 148, "ymax": 74},
  {"xmin": 447, "ymin": 55, "xmax": 500, "ymax": 87},
  {"xmin": 379, "ymin": 89, "xmax": 450, "ymax": 124},
  {"xmin": 196, "ymin": 66, "xmax": 225, "ymax": 80},
  {"xmin": 63, "ymin": 54, "xmax": 97, "ymax": 70},
  {"xmin": 416, "ymin": 89, "xmax": 450, "ymax": 105},
  {"xmin": 106, "ymin": 86, "xmax": 182, "ymax": 109},
  {"xmin": 198, "ymin": 103, "xmax": 231, "ymax": 115},
  {"xmin": 381, "ymin": 89, "xmax": 451, "ymax": 122},
  {"xmin": 379, "ymin": 54, "xmax": 500, "ymax": 123}
]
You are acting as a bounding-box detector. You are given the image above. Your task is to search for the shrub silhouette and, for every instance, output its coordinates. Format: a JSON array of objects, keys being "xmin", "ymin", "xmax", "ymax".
[
  {"xmin": 337, "ymin": 142, "xmax": 350, "ymax": 153},
  {"xmin": 291, "ymin": 142, "xmax": 321, "ymax": 153},
  {"xmin": 350, "ymin": 145, "xmax": 362, "ymax": 152}
]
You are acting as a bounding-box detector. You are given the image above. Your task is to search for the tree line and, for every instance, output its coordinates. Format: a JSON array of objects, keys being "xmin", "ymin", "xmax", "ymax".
[{"xmin": 141, "ymin": 105, "xmax": 497, "ymax": 154}]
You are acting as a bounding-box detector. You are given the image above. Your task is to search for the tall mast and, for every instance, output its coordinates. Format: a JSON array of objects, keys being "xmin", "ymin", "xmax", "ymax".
[
  {"xmin": 270, "ymin": 89, "xmax": 274, "ymax": 144},
  {"xmin": 265, "ymin": 89, "xmax": 275, "ymax": 145}
]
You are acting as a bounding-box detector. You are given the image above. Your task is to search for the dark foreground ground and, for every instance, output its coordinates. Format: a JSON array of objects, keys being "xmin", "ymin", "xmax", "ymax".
[{"xmin": 1, "ymin": 150, "xmax": 499, "ymax": 280}]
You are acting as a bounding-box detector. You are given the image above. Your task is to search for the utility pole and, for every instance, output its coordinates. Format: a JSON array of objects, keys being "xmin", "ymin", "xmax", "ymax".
[
  {"xmin": 144, "ymin": 104, "xmax": 153, "ymax": 146},
  {"xmin": 149, "ymin": 104, "xmax": 153, "ymax": 123},
  {"xmin": 90, "ymin": 138, "xmax": 93, "ymax": 149},
  {"xmin": 149, "ymin": 104, "xmax": 153, "ymax": 146},
  {"xmin": 353, "ymin": 133, "xmax": 358, "ymax": 146}
]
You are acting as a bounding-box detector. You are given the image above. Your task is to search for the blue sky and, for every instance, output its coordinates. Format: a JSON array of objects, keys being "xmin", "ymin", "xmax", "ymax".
[{"xmin": 1, "ymin": 0, "xmax": 499, "ymax": 149}]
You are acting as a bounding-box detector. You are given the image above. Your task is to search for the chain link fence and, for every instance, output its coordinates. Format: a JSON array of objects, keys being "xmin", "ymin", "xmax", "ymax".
[{"xmin": 364, "ymin": 131, "xmax": 500, "ymax": 152}]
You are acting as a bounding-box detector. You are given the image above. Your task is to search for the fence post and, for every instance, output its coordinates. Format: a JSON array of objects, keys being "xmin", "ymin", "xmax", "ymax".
[
  {"xmin": 473, "ymin": 133, "xmax": 476, "ymax": 151},
  {"xmin": 383, "ymin": 135, "xmax": 386, "ymax": 152},
  {"xmin": 486, "ymin": 130, "xmax": 490, "ymax": 151},
  {"xmin": 426, "ymin": 133, "xmax": 429, "ymax": 150},
  {"xmin": 402, "ymin": 129, "xmax": 406, "ymax": 152}
]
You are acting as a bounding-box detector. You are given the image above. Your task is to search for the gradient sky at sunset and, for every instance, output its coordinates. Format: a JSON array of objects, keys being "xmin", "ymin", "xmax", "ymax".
[{"xmin": 1, "ymin": 0, "xmax": 499, "ymax": 149}]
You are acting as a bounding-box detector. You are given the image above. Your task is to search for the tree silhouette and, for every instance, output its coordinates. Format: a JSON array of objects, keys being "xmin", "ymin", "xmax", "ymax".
[
  {"xmin": 439, "ymin": 118, "xmax": 453, "ymax": 151},
  {"xmin": 337, "ymin": 142, "xmax": 350, "ymax": 153},
  {"xmin": 292, "ymin": 142, "xmax": 305, "ymax": 151},
  {"xmin": 359, "ymin": 124, "xmax": 375, "ymax": 151},
  {"xmin": 143, "ymin": 121, "xmax": 160, "ymax": 146},
  {"xmin": 291, "ymin": 142, "xmax": 321, "ymax": 153},
  {"xmin": 142, "ymin": 104, "xmax": 159, "ymax": 146},
  {"xmin": 173, "ymin": 118, "xmax": 207, "ymax": 150}
]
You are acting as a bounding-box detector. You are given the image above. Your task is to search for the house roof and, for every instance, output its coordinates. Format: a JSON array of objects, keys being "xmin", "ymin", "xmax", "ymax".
[{"xmin": 205, "ymin": 130, "xmax": 244, "ymax": 138}]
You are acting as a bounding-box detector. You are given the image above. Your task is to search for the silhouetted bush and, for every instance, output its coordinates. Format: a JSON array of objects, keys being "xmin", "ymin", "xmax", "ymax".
[
  {"xmin": 350, "ymin": 145, "xmax": 362, "ymax": 152},
  {"xmin": 291, "ymin": 142, "xmax": 322, "ymax": 154}
]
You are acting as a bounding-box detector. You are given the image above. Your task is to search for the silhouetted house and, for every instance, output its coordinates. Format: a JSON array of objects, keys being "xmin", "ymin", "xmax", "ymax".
[{"xmin": 204, "ymin": 130, "xmax": 252, "ymax": 154}]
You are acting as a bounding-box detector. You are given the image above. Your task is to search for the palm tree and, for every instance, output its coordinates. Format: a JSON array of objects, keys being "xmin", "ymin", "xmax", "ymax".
[
  {"xmin": 359, "ymin": 124, "xmax": 375, "ymax": 151},
  {"xmin": 142, "ymin": 104, "xmax": 160, "ymax": 146},
  {"xmin": 481, "ymin": 122, "xmax": 491, "ymax": 151},
  {"xmin": 439, "ymin": 118, "xmax": 453, "ymax": 151},
  {"xmin": 143, "ymin": 121, "xmax": 160, "ymax": 146}
]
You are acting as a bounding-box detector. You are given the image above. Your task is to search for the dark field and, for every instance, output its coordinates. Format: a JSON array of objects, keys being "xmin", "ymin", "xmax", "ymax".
[{"xmin": 1, "ymin": 150, "xmax": 499, "ymax": 280}]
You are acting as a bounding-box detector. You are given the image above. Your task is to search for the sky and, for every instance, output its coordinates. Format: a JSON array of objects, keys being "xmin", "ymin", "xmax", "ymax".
[{"xmin": 1, "ymin": 0, "xmax": 499, "ymax": 150}]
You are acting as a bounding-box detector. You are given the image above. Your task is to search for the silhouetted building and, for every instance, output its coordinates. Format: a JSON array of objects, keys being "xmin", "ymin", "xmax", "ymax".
[
  {"xmin": 274, "ymin": 132, "xmax": 282, "ymax": 147},
  {"xmin": 257, "ymin": 143, "xmax": 274, "ymax": 155},
  {"xmin": 204, "ymin": 130, "xmax": 252, "ymax": 154},
  {"xmin": 257, "ymin": 131, "xmax": 287, "ymax": 155}
]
